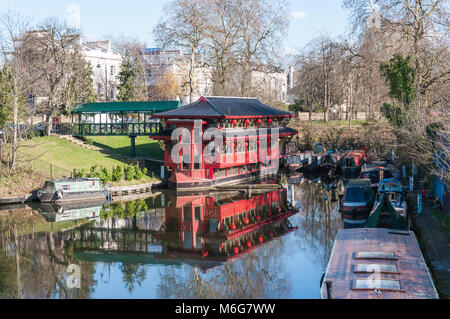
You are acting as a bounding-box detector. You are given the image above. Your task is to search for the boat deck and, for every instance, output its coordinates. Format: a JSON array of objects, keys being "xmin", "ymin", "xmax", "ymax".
[{"xmin": 320, "ymin": 228, "xmax": 439, "ymax": 299}]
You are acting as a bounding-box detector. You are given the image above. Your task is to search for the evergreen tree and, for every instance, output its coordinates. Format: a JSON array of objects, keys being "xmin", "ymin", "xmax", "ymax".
[
  {"xmin": 116, "ymin": 51, "xmax": 147, "ymax": 102},
  {"xmin": 380, "ymin": 54, "xmax": 416, "ymax": 127}
]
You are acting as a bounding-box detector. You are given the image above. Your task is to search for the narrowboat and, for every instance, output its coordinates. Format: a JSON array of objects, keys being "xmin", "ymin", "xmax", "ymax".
[
  {"xmin": 367, "ymin": 178, "xmax": 408, "ymax": 230},
  {"xmin": 337, "ymin": 150, "xmax": 366, "ymax": 175},
  {"xmin": 361, "ymin": 162, "xmax": 399, "ymax": 189},
  {"xmin": 37, "ymin": 178, "xmax": 107, "ymax": 203},
  {"xmin": 340, "ymin": 179, "xmax": 375, "ymax": 227},
  {"xmin": 320, "ymin": 151, "xmax": 343, "ymax": 172},
  {"xmin": 320, "ymin": 228, "xmax": 439, "ymax": 299}
]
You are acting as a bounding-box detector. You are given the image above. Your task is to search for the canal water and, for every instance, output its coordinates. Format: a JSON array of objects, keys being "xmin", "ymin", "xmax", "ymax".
[{"xmin": 0, "ymin": 174, "xmax": 345, "ymax": 299}]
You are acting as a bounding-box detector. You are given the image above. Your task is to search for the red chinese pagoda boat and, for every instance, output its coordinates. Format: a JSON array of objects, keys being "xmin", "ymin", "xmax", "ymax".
[{"xmin": 150, "ymin": 97, "xmax": 297, "ymax": 190}]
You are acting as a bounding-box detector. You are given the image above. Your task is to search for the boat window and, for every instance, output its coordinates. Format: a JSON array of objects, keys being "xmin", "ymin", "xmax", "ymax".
[
  {"xmin": 356, "ymin": 252, "xmax": 396, "ymax": 260},
  {"xmin": 355, "ymin": 264, "xmax": 398, "ymax": 273},
  {"xmin": 353, "ymin": 279, "xmax": 401, "ymax": 291},
  {"xmin": 62, "ymin": 185, "xmax": 70, "ymax": 191},
  {"xmin": 44, "ymin": 182, "xmax": 55, "ymax": 192},
  {"xmin": 345, "ymin": 187, "xmax": 371, "ymax": 202}
]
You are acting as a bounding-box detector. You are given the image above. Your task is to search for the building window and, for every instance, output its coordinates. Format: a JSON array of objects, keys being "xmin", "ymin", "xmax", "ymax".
[{"xmin": 110, "ymin": 65, "xmax": 115, "ymax": 75}]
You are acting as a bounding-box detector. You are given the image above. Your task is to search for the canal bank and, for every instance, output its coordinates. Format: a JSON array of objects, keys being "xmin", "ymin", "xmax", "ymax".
[
  {"xmin": 0, "ymin": 180, "xmax": 161, "ymax": 205},
  {"xmin": 412, "ymin": 203, "xmax": 450, "ymax": 298}
]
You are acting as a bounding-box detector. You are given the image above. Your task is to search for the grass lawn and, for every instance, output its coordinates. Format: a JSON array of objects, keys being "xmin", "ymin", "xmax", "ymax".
[
  {"xmin": 89, "ymin": 136, "xmax": 164, "ymax": 160},
  {"xmin": 18, "ymin": 136, "xmax": 127, "ymax": 174}
]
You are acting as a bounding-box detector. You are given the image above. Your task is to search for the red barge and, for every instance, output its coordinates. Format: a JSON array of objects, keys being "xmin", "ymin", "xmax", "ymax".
[{"xmin": 150, "ymin": 97, "xmax": 297, "ymax": 190}]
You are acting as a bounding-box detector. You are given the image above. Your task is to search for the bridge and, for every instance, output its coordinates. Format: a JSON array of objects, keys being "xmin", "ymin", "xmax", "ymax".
[{"xmin": 71, "ymin": 101, "xmax": 181, "ymax": 156}]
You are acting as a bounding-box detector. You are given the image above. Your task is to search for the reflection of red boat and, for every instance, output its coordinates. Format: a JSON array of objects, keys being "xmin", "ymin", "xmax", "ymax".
[
  {"xmin": 337, "ymin": 150, "xmax": 366, "ymax": 174},
  {"xmin": 71, "ymin": 188, "xmax": 297, "ymax": 270},
  {"xmin": 160, "ymin": 188, "xmax": 297, "ymax": 259}
]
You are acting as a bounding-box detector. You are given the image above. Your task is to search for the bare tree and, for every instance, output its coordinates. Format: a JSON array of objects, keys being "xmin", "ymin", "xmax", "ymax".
[
  {"xmin": 0, "ymin": 10, "xmax": 35, "ymax": 171},
  {"xmin": 343, "ymin": 0, "xmax": 450, "ymax": 109},
  {"xmin": 25, "ymin": 18, "xmax": 94, "ymax": 136},
  {"xmin": 154, "ymin": 0, "xmax": 208, "ymax": 103},
  {"xmin": 234, "ymin": 0, "xmax": 290, "ymax": 96}
]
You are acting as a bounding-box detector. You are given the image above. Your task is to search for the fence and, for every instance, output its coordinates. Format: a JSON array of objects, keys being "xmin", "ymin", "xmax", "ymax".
[
  {"xmin": 22, "ymin": 153, "xmax": 73, "ymax": 179},
  {"xmin": 295, "ymin": 112, "xmax": 382, "ymax": 121}
]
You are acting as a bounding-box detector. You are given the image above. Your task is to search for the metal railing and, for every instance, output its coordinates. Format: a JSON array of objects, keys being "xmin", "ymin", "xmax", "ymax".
[{"xmin": 72, "ymin": 122, "xmax": 163, "ymax": 137}]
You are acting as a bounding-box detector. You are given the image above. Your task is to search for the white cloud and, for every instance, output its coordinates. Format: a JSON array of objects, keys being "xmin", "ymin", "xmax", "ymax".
[{"xmin": 291, "ymin": 11, "xmax": 308, "ymax": 20}]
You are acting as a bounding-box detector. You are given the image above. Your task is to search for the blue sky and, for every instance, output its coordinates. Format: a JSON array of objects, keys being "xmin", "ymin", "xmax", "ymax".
[{"xmin": 0, "ymin": 0, "xmax": 350, "ymax": 53}]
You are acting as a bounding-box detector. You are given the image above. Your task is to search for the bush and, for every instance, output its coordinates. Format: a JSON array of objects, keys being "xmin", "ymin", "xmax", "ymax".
[
  {"xmin": 60, "ymin": 123, "xmax": 71, "ymax": 135},
  {"xmin": 27, "ymin": 130, "xmax": 35, "ymax": 140},
  {"xmin": 111, "ymin": 165, "xmax": 124, "ymax": 182},
  {"xmin": 124, "ymin": 164, "xmax": 135, "ymax": 181},
  {"xmin": 96, "ymin": 166, "xmax": 111, "ymax": 184},
  {"xmin": 134, "ymin": 165, "xmax": 148, "ymax": 180}
]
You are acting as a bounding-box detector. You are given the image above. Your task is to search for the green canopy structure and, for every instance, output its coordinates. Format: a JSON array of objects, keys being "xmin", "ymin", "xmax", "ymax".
[{"xmin": 70, "ymin": 101, "xmax": 181, "ymax": 157}]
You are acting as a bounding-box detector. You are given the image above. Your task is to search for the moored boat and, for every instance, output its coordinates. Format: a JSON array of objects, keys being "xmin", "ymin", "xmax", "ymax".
[
  {"xmin": 361, "ymin": 162, "xmax": 399, "ymax": 189},
  {"xmin": 320, "ymin": 228, "xmax": 439, "ymax": 299},
  {"xmin": 320, "ymin": 151, "xmax": 343, "ymax": 172},
  {"xmin": 37, "ymin": 178, "xmax": 107, "ymax": 203},
  {"xmin": 337, "ymin": 150, "xmax": 366, "ymax": 175},
  {"xmin": 340, "ymin": 179, "xmax": 375, "ymax": 227},
  {"xmin": 367, "ymin": 178, "xmax": 408, "ymax": 230}
]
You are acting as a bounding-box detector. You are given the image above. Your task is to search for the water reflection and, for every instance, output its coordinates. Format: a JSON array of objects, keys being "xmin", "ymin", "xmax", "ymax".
[{"xmin": 0, "ymin": 173, "xmax": 346, "ymax": 299}]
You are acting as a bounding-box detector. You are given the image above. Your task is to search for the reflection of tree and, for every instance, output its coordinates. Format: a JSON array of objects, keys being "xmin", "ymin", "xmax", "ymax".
[
  {"xmin": 0, "ymin": 210, "xmax": 96, "ymax": 299},
  {"xmin": 0, "ymin": 248, "xmax": 16, "ymax": 297},
  {"xmin": 157, "ymin": 232, "xmax": 291, "ymax": 299},
  {"xmin": 290, "ymin": 181, "xmax": 343, "ymax": 268},
  {"xmin": 120, "ymin": 263, "xmax": 147, "ymax": 294}
]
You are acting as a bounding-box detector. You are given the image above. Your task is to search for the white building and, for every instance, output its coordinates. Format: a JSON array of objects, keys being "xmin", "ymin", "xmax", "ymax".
[
  {"xmin": 143, "ymin": 48, "xmax": 289, "ymax": 105},
  {"xmin": 142, "ymin": 48, "xmax": 213, "ymax": 104},
  {"xmin": 250, "ymin": 68, "xmax": 288, "ymax": 104},
  {"xmin": 82, "ymin": 40, "xmax": 123, "ymax": 101}
]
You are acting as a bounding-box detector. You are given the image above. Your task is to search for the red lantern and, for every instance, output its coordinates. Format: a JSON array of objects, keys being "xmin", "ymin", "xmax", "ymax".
[
  {"xmin": 245, "ymin": 119, "xmax": 250, "ymax": 125},
  {"xmin": 258, "ymin": 236, "xmax": 264, "ymax": 243},
  {"xmin": 256, "ymin": 215, "xmax": 261, "ymax": 221},
  {"xmin": 243, "ymin": 217, "xmax": 249, "ymax": 225},
  {"xmin": 202, "ymin": 251, "xmax": 209, "ymax": 257},
  {"xmin": 232, "ymin": 120, "xmax": 237, "ymax": 126},
  {"xmin": 230, "ymin": 224, "xmax": 236, "ymax": 230},
  {"xmin": 277, "ymin": 208, "xmax": 281, "ymax": 213},
  {"xmin": 257, "ymin": 119, "xmax": 262, "ymax": 124},
  {"xmin": 247, "ymin": 241, "xmax": 252, "ymax": 247},
  {"xmin": 268, "ymin": 118, "xmax": 273, "ymax": 124},
  {"xmin": 269, "ymin": 232, "xmax": 274, "ymax": 238},
  {"xmin": 233, "ymin": 246, "xmax": 239, "ymax": 254}
]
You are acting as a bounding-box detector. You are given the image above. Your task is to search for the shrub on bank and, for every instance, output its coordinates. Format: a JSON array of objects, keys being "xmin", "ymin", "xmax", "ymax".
[{"xmin": 74, "ymin": 164, "xmax": 148, "ymax": 184}]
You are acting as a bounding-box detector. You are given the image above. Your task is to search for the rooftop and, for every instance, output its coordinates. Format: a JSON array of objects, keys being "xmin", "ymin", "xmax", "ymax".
[
  {"xmin": 152, "ymin": 96, "xmax": 295, "ymax": 119},
  {"xmin": 71, "ymin": 101, "xmax": 182, "ymax": 114},
  {"xmin": 320, "ymin": 228, "xmax": 439, "ymax": 299}
]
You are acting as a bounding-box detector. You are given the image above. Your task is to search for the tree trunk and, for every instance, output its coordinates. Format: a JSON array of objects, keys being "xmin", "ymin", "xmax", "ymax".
[
  {"xmin": 11, "ymin": 89, "xmax": 18, "ymax": 172},
  {"xmin": 14, "ymin": 225, "xmax": 22, "ymax": 299},
  {"xmin": 46, "ymin": 114, "xmax": 52, "ymax": 136}
]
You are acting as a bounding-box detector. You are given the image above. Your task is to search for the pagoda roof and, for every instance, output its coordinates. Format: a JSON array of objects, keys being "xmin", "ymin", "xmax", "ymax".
[{"xmin": 152, "ymin": 96, "xmax": 295, "ymax": 119}]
